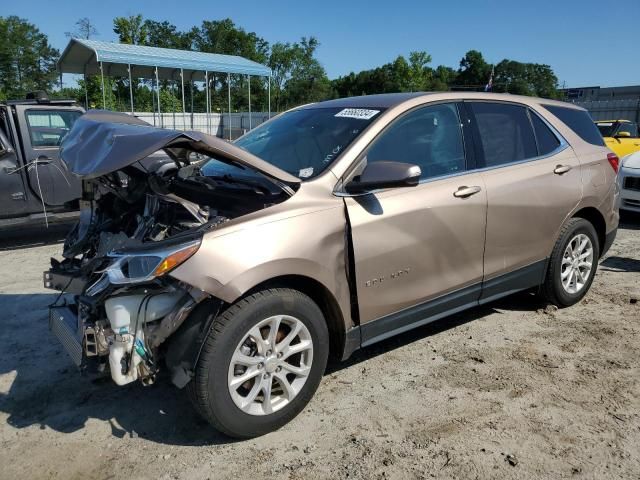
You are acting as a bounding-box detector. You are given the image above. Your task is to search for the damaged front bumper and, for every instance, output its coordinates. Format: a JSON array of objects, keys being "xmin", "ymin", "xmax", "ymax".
[{"xmin": 45, "ymin": 266, "xmax": 212, "ymax": 387}]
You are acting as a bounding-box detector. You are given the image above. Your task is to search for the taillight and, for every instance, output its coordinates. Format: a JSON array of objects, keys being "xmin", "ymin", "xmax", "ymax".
[{"xmin": 607, "ymin": 153, "xmax": 619, "ymax": 174}]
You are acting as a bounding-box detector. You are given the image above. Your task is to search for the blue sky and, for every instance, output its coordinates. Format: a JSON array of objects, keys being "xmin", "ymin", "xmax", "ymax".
[{"xmin": 5, "ymin": 0, "xmax": 638, "ymax": 87}]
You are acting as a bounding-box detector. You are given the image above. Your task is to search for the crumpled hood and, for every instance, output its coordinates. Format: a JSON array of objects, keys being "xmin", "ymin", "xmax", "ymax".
[
  {"xmin": 622, "ymin": 151, "xmax": 640, "ymax": 169},
  {"xmin": 60, "ymin": 110, "xmax": 300, "ymax": 185}
]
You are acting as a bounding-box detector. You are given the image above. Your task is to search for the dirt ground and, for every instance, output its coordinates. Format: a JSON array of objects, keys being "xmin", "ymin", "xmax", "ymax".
[{"xmin": 0, "ymin": 215, "xmax": 639, "ymax": 480}]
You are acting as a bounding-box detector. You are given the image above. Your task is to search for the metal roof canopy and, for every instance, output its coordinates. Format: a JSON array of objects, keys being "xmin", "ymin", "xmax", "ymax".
[
  {"xmin": 58, "ymin": 39, "xmax": 271, "ymax": 80},
  {"xmin": 57, "ymin": 38, "xmax": 272, "ymax": 137}
]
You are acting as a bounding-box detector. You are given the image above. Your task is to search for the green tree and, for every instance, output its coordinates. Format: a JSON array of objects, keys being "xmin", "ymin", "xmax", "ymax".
[
  {"xmin": 192, "ymin": 18, "xmax": 270, "ymax": 111},
  {"xmin": 331, "ymin": 52, "xmax": 433, "ymax": 98},
  {"xmin": 456, "ymin": 50, "xmax": 492, "ymax": 89},
  {"xmin": 407, "ymin": 51, "xmax": 433, "ymax": 91},
  {"xmin": 113, "ymin": 14, "xmax": 148, "ymax": 45},
  {"xmin": 144, "ymin": 20, "xmax": 193, "ymax": 49},
  {"xmin": 269, "ymin": 37, "xmax": 331, "ymax": 110},
  {"xmin": 493, "ymin": 59, "xmax": 559, "ymax": 98},
  {"xmin": 0, "ymin": 16, "xmax": 59, "ymax": 99},
  {"xmin": 269, "ymin": 42, "xmax": 296, "ymax": 111},
  {"xmin": 432, "ymin": 65, "xmax": 457, "ymax": 91}
]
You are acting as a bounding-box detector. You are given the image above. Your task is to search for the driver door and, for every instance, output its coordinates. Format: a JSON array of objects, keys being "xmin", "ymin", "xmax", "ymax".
[
  {"xmin": 14, "ymin": 105, "xmax": 83, "ymax": 206},
  {"xmin": 343, "ymin": 102, "xmax": 487, "ymax": 345}
]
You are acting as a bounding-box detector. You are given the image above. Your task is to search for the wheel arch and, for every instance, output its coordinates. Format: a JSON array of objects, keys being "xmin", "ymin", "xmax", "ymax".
[
  {"xmin": 244, "ymin": 275, "xmax": 347, "ymax": 361},
  {"xmin": 572, "ymin": 206, "xmax": 606, "ymax": 255}
]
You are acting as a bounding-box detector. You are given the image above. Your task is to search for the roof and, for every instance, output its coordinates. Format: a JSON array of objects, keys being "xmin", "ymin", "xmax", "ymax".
[
  {"xmin": 58, "ymin": 38, "xmax": 271, "ymax": 81},
  {"xmin": 298, "ymin": 91, "xmax": 580, "ymax": 111},
  {"xmin": 299, "ymin": 92, "xmax": 433, "ymax": 110}
]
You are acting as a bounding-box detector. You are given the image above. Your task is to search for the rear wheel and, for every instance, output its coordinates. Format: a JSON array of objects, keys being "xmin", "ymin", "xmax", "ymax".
[
  {"xmin": 541, "ymin": 218, "xmax": 599, "ymax": 307},
  {"xmin": 188, "ymin": 288, "xmax": 329, "ymax": 438}
]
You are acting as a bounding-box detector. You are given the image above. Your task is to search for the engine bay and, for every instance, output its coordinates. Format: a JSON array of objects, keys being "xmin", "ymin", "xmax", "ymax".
[{"xmin": 47, "ymin": 149, "xmax": 294, "ymax": 387}]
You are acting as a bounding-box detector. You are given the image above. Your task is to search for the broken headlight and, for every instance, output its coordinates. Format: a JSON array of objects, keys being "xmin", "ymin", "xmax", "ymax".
[{"xmin": 105, "ymin": 238, "xmax": 201, "ymax": 285}]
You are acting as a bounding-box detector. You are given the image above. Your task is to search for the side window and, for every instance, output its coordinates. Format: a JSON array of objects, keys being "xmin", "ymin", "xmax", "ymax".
[
  {"xmin": 542, "ymin": 105, "xmax": 605, "ymax": 146},
  {"xmin": 469, "ymin": 102, "xmax": 537, "ymax": 167},
  {"xmin": 617, "ymin": 122, "xmax": 639, "ymax": 137},
  {"xmin": 530, "ymin": 111, "xmax": 561, "ymax": 156},
  {"xmin": 26, "ymin": 109, "xmax": 82, "ymax": 148},
  {"xmin": 366, "ymin": 103, "xmax": 465, "ymax": 179}
]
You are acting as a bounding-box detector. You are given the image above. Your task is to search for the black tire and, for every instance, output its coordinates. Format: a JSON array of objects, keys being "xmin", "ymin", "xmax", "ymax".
[
  {"xmin": 541, "ymin": 217, "xmax": 600, "ymax": 307},
  {"xmin": 188, "ymin": 288, "xmax": 329, "ymax": 438}
]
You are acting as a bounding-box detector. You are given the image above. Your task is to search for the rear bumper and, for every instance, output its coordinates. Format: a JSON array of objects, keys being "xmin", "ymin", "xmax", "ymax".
[
  {"xmin": 619, "ymin": 167, "xmax": 640, "ymax": 212},
  {"xmin": 49, "ymin": 305, "xmax": 84, "ymax": 367}
]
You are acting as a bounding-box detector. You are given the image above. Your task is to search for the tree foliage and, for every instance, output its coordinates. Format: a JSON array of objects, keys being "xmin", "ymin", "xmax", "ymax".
[
  {"xmin": 3, "ymin": 14, "xmax": 561, "ymax": 109},
  {"xmin": 0, "ymin": 16, "xmax": 59, "ymax": 100}
]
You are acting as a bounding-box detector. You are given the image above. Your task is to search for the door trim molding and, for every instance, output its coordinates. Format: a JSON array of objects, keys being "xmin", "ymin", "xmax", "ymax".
[{"xmin": 344, "ymin": 259, "xmax": 548, "ymax": 355}]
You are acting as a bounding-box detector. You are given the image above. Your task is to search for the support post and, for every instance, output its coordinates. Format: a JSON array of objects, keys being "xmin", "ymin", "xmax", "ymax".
[
  {"xmin": 268, "ymin": 74, "xmax": 271, "ymax": 119},
  {"xmin": 151, "ymin": 72, "xmax": 156, "ymax": 126},
  {"xmin": 248, "ymin": 75, "xmax": 252, "ymax": 130},
  {"xmin": 128, "ymin": 64, "xmax": 134, "ymax": 115},
  {"xmin": 180, "ymin": 69, "xmax": 186, "ymax": 130},
  {"xmin": 205, "ymin": 71, "xmax": 210, "ymax": 135},
  {"xmin": 100, "ymin": 62, "xmax": 106, "ymax": 109},
  {"xmin": 190, "ymin": 73, "xmax": 194, "ymax": 129},
  {"xmin": 227, "ymin": 73, "xmax": 232, "ymax": 140},
  {"xmin": 172, "ymin": 75, "xmax": 176, "ymax": 130},
  {"xmin": 83, "ymin": 65, "xmax": 89, "ymax": 109},
  {"xmin": 155, "ymin": 67, "xmax": 162, "ymax": 128}
]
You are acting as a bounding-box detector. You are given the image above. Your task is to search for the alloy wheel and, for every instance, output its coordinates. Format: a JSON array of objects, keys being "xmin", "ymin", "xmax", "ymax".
[
  {"xmin": 227, "ymin": 315, "xmax": 313, "ymax": 416},
  {"xmin": 560, "ymin": 233, "xmax": 594, "ymax": 294}
]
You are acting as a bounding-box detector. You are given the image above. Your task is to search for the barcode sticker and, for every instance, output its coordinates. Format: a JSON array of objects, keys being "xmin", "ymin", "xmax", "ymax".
[{"xmin": 335, "ymin": 108, "xmax": 380, "ymax": 120}]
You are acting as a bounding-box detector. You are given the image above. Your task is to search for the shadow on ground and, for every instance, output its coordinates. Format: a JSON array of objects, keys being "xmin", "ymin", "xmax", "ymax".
[
  {"xmin": 619, "ymin": 211, "xmax": 640, "ymax": 231},
  {"xmin": 0, "ymin": 224, "xmax": 70, "ymax": 251},
  {"xmin": 0, "ymin": 289, "xmax": 547, "ymax": 446}
]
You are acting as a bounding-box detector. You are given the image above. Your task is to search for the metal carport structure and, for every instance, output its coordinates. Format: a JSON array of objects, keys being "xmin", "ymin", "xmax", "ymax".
[{"xmin": 57, "ymin": 38, "xmax": 272, "ymax": 138}]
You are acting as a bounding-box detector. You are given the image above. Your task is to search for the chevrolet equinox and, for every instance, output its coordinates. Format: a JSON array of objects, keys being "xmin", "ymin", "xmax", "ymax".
[{"xmin": 47, "ymin": 92, "xmax": 619, "ymax": 438}]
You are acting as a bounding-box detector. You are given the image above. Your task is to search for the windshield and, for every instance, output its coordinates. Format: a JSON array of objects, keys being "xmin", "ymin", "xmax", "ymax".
[
  {"xmin": 234, "ymin": 107, "xmax": 384, "ymax": 179},
  {"xmin": 596, "ymin": 122, "xmax": 616, "ymax": 137}
]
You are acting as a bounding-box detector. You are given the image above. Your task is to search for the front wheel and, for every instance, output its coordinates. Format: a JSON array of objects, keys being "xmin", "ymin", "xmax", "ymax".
[
  {"xmin": 541, "ymin": 217, "xmax": 599, "ymax": 307},
  {"xmin": 188, "ymin": 288, "xmax": 329, "ymax": 438}
]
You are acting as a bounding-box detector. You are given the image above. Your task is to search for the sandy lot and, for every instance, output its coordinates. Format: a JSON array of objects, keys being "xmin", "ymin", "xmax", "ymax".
[{"xmin": 0, "ymin": 216, "xmax": 639, "ymax": 480}]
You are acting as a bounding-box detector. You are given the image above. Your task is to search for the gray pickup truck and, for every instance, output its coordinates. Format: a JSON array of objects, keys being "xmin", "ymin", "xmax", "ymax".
[{"xmin": 0, "ymin": 93, "xmax": 84, "ymax": 228}]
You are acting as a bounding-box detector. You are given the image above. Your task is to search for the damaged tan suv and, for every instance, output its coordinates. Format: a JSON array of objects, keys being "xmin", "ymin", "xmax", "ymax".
[{"xmin": 47, "ymin": 92, "xmax": 619, "ymax": 438}]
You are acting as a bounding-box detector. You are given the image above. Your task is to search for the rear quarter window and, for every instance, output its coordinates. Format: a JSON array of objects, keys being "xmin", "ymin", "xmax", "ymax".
[{"xmin": 543, "ymin": 105, "xmax": 605, "ymax": 147}]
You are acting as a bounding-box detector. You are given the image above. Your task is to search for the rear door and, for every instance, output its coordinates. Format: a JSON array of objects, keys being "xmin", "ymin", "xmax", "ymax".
[
  {"xmin": 13, "ymin": 105, "xmax": 83, "ymax": 206},
  {"xmin": 344, "ymin": 102, "xmax": 487, "ymax": 342},
  {"xmin": 465, "ymin": 101, "xmax": 582, "ymax": 301}
]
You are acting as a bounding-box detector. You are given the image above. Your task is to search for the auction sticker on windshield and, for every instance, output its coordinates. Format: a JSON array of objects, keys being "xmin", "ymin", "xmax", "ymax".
[{"xmin": 335, "ymin": 108, "xmax": 380, "ymax": 120}]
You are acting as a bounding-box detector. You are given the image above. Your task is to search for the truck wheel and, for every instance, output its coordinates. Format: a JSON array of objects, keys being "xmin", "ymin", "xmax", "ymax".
[
  {"xmin": 188, "ymin": 288, "xmax": 329, "ymax": 438},
  {"xmin": 541, "ymin": 218, "xmax": 599, "ymax": 307}
]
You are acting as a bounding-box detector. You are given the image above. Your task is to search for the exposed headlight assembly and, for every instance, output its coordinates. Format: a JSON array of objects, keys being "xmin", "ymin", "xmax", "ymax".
[{"xmin": 105, "ymin": 238, "xmax": 201, "ymax": 285}]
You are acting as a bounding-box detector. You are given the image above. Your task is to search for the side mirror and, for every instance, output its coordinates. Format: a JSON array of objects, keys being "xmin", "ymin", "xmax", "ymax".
[
  {"xmin": 615, "ymin": 131, "xmax": 631, "ymax": 138},
  {"xmin": 345, "ymin": 161, "xmax": 421, "ymax": 194}
]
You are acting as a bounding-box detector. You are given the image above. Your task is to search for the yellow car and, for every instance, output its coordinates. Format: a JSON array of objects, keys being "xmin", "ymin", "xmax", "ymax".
[{"xmin": 595, "ymin": 119, "xmax": 640, "ymax": 158}]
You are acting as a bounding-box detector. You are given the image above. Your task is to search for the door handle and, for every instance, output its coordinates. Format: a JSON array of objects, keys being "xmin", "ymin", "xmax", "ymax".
[
  {"xmin": 453, "ymin": 185, "xmax": 482, "ymax": 198},
  {"xmin": 553, "ymin": 164, "xmax": 572, "ymax": 175},
  {"xmin": 31, "ymin": 155, "xmax": 52, "ymax": 165}
]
